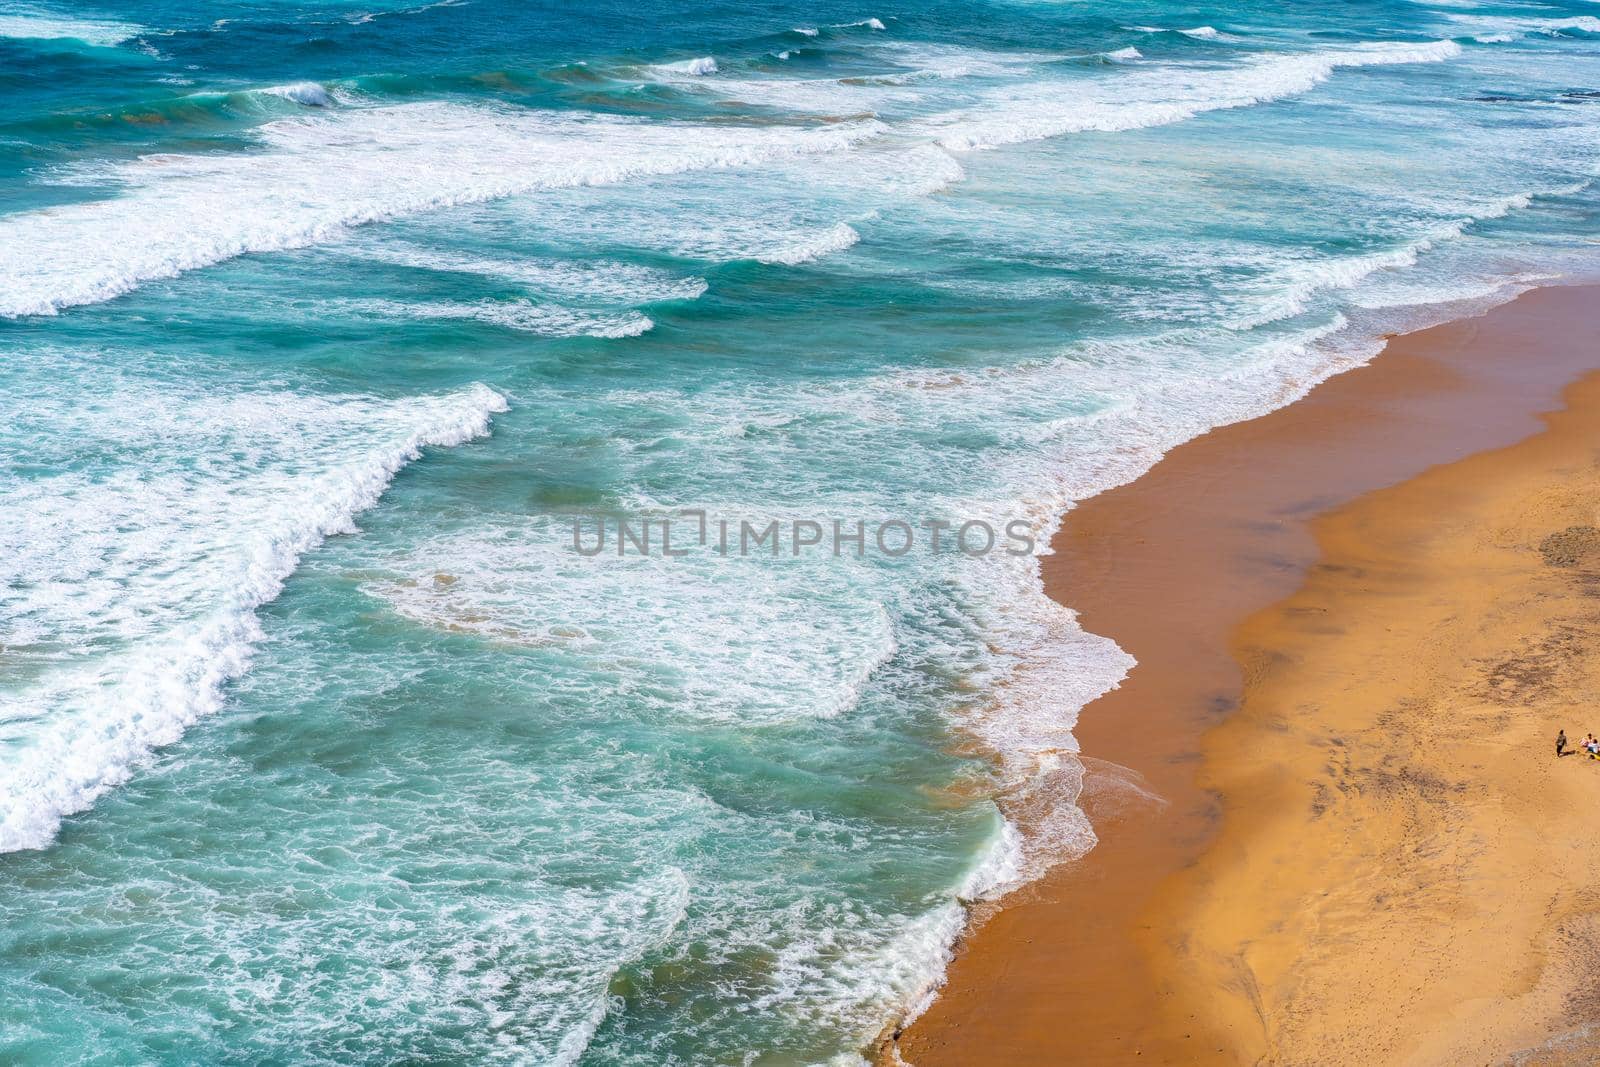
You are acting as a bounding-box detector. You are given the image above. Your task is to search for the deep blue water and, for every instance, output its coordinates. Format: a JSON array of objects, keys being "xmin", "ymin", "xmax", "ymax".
[{"xmin": 3, "ymin": 0, "xmax": 1600, "ymax": 1061}]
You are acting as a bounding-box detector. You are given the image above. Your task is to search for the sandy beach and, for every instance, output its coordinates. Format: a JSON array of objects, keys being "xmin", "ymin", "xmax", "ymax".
[{"xmin": 895, "ymin": 285, "xmax": 1600, "ymax": 1064}]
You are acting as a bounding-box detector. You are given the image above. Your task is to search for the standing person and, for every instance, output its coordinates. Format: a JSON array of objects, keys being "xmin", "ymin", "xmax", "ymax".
[{"xmin": 1558, "ymin": 729, "xmax": 1568, "ymax": 757}]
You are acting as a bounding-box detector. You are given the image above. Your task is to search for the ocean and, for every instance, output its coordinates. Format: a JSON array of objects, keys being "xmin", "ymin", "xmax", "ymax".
[{"xmin": 2, "ymin": 0, "xmax": 1598, "ymax": 1061}]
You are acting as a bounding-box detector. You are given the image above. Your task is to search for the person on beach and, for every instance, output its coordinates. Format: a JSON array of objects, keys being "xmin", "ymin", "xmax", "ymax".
[{"xmin": 1557, "ymin": 729, "xmax": 1567, "ymax": 757}]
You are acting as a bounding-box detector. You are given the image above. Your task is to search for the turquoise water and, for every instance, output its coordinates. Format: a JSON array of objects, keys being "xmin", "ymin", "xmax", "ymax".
[{"xmin": 3, "ymin": 0, "xmax": 1600, "ymax": 1061}]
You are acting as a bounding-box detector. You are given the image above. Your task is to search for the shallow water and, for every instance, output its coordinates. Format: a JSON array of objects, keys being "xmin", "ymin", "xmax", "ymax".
[{"xmin": 3, "ymin": 0, "xmax": 1600, "ymax": 1061}]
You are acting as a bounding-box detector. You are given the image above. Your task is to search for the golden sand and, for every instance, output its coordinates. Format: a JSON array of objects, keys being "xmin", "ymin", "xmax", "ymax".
[
  {"xmin": 895, "ymin": 286, "xmax": 1600, "ymax": 1064},
  {"xmin": 1173, "ymin": 371, "xmax": 1600, "ymax": 1064}
]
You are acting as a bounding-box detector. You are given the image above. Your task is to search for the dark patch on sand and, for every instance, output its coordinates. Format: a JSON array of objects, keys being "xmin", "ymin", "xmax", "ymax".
[{"xmin": 1540, "ymin": 526, "xmax": 1600, "ymax": 568}]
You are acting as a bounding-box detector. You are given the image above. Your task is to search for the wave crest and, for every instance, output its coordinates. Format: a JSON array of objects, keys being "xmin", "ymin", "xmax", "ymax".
[{"xmin": 0, "ymin": 383, "xmax": 509, "ymax": 853}]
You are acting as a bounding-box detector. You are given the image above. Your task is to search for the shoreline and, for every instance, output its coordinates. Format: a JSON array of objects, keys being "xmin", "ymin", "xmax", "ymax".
[{"xmin": 894, "ymin": 284, "xmax": 1600, "ymax": 1063}]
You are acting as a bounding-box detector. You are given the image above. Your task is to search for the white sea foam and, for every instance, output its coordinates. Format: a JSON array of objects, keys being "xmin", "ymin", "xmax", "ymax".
[
  {"xmin": 765, "ymin": 894, "xmax": 972, "ymax": 1054},
  {"xmin": 1104, "ymin": 46, "xmax": 1142, "ymax": 62},
  {"xmin": 78, "ymin": 846, "xmax": 689, "ymax": 1065},
  {"xmin": 494, "ymin": 175, "xmax": 911, "ymax": 266},
  {"xmin": 544, "ymin": 869, "xmax": 692, "ymax": 1067},
  {"xmin": 857, "ymin": 823, "xmax": 1026, "ymax": 1038},
  {"xmin": 923, "ymin": 39, "xmax": 1463, "ymax": 151},
  {"xmin": 262, "ymin": 81, "xmax": 336, "ymax": 107},
  {"xmin": 1230, "ymin": 186, "xmax": 1563, "ymax": 328},
  {"xmin": 1131, "ymin": 23, "xmax": 1238, "ymax": 41},
  {"xmin": 200, "ymin": 506, "xmax": 959, "ymax": 1055},
  {"xmin": 460, "ymin": 129, "xmax": 960, "ymax": 264},
  {"xmin": 656, "ymin": 69, "xmax": 889, "ymax": 112},
  {"xmin": 1349, "ymin": 271, "xmax": 1553, "ymax": 312},
  {"xmin": 870, "ymin": 40, "xmax": 1059, "ymax": 79},
  {"xmin": 755, "ymin": 221, "xmax": 861, "ymax": 265},
  {"xmin": 663, "ymin": 40, "xmax": 1027, "ymax": 106},
  {"xmin": 367, "ymin": 523, "xmax": 899, "ymax": 726},
  {"xmin": 0, "ymin": 8, "xmax": 141, "ymax": 46},
  {"xmin": 342, "ymin": 0, "xmax": 467, "ymax": 25},
  {"xmin": 0, "ymin": 380, "xmax": 508, "ymax": 853},
  {"xmin": 661, "ymin": 55, "xmax": 718, "ymax": 76},
  {"xmin": 523, "ymin": 40, "xmax": 1460, "ymax": 270},
  {"xmin": 0, "ymin": 103, "xmax": 884, "ymax": 317},
  {"xmin": 342, "ymin": 297, "xmax": 655, "ymax": 337},
  {"xmin": 1447, "ymin": 13, "xmax": 1600, "ymax": 39},
  {"xmin": 342, "ymin": 241, "xmax": 709, "ymax": 303},
  {"xmin": 0, "ymin": 39, "xmax": 1465, "ymax": 317}
]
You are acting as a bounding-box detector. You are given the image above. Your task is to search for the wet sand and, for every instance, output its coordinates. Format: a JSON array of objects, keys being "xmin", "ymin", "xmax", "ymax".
[{"xmin": 893, "ymin": 285, "xmax": 1600, "ymax": 1063}]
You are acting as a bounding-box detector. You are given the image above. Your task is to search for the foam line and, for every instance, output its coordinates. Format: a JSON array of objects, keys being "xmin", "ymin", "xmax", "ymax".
[
  {"xmin": 0, "ymin": 383, "xmax": 508, "ymax": 853},
  {"xmin": 0, "ymin": 104, "xmax": 883, "ymax": 318}
]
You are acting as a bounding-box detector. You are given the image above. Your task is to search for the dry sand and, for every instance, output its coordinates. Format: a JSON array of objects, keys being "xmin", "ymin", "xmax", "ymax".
[
  {"xmin": 894, "ymin": 285, "xmax": 1600, "ymax": 1064},
  {"xmin": 1173, "ymin": 365, "xmax": 1600, "ymax": 1065}
]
